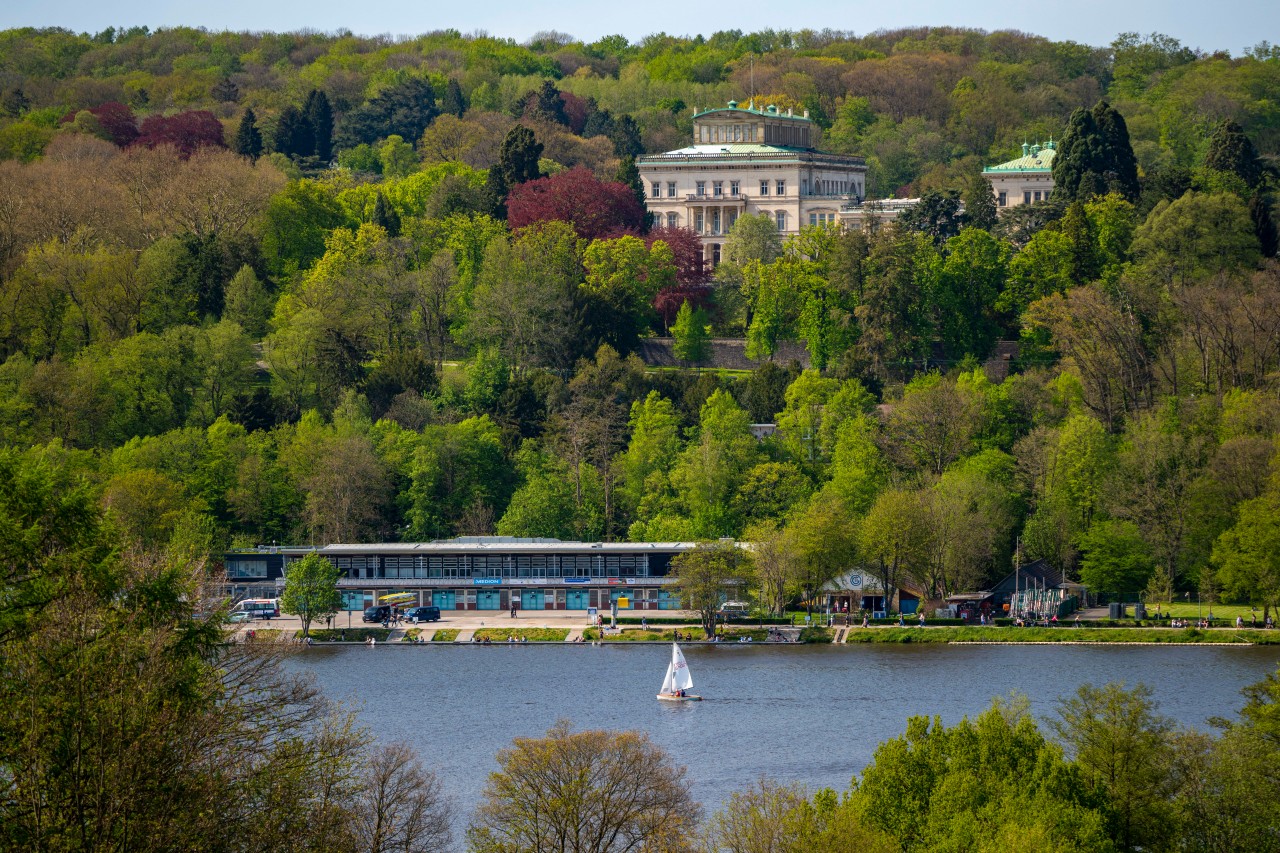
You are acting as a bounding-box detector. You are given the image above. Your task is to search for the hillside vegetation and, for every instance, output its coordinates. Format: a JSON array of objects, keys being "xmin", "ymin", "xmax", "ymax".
[{"xmin": 0, "ymin": 25, "xmax": 1277, "ymax": 611}]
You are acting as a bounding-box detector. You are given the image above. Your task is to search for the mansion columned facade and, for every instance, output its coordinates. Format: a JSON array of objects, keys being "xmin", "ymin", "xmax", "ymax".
[{"xmin": 638, "ymin": 102, "xmax": 869, "ymax": 264}]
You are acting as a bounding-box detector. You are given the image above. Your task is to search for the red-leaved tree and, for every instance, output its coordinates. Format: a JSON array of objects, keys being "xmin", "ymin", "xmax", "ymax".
[
  {"xmin": 646, "ymin": 226, "xmax": 708, "ymax": 286},
  {"xmin": 654, "ymin": 284, "xmax": 715, "ymax": 333},
  {"xmin": 560, "ymin": 91, "xmax": 589, "ymax": 135},
  {"xmin": 507, "ymin": 166, "xmax": 645, "ymax": 241},
  {"xmin": 60, "ymin": 102, "xmax": 139, "ymax": 147},
  {"xmin": 134, "ymin": 111, "xmax": 226, "ymax": 158}
]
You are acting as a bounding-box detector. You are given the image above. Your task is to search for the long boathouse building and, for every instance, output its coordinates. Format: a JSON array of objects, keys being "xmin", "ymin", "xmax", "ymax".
[{"xmin": 223, "ymin": 537, "xmax": 697, "ymax": 613}]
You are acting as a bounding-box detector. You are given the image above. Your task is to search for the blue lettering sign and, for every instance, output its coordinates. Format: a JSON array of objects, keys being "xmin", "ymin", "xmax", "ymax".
[{"xmin": 473, "ymin": 578, "xmax": 502, "ymax": 585}]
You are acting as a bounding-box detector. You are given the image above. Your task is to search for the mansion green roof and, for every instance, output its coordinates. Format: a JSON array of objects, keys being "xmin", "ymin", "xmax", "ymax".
[
  {"xmin": 984, "ymin": 141, "xmax": 1056, "ymax": 173},
  {"xmin": 693, "ymin": 101, "xmax": 812, "ymax": 122}
]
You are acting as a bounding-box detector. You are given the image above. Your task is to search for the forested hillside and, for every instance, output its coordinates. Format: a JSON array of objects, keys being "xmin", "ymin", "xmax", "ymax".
[{"xmin": 1, "ymin": 25, "xmax": 1278, "ymax": 605}]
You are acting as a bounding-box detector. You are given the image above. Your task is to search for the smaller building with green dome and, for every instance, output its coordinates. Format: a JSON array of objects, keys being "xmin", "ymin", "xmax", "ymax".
[{"xmin": 983, "ymin": 140, "xmax": 1056, "ymax": 208}]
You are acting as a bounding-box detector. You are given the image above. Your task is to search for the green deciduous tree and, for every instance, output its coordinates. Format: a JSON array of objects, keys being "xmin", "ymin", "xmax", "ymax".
[
  {"xmin": 857, "ymin": 696, "xmax": 1110, "ymax": 852},
  {"xmin": 468, "ymin": 721, "xmax": 701, "ymax": 853},
  {"xmin": 1053, "ymin": 683, "xmax": 1176, "ymax": 852},
  {"xmin": 670, "ymin": 541, "xmax": 755, "ymax": 637},
  {"xmin": 279, "ymin": 551, "xmax": 343, "ymax": 637},
  {"xmin": 671, "ymin": 300, "xmax": 710, "ymax": 364}
]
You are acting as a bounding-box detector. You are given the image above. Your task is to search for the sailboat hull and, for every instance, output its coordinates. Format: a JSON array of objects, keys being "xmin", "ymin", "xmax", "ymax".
[{"xmin": 656, "ymin": 693, "xmax": 703, "ymax": 702}]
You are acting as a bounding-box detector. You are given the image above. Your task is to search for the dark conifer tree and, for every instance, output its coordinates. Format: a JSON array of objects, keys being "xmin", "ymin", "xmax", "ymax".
[
  {"xmin": 0, "ymin": 87, "xmax": 29, "ymax": 117},
  {"xmin": 303, "ymin": 89, "xmax": 334, "ymax": 163},
  {"xmin": 609, "ymin": 114, "xmax": 643, "ymax": 159},
  {"xmin": 487, "ymin": 126, "xmax": 543, "ymax": 220},
  {"xmin": 616, "ymin": 156, "xmax": 652, "ymax": 231},
  {"xmin": 1060, "ymin": 201, "xmax": 1101, "ymax": 283},
  {"xmin": 581, "ymin": 98, "xmax": 614, "ymax": 139},
  {"xmin": 1053, "ymin": 101, "xmax": 1139, "ymax": 203},
  {"xmin": 273, "ymin": 104, "xmax": 313, "ymax": 159},
  {"xmin": 528, "ymin": 80, "xmax": 568, "ymax": 126},
  {"xmin": 1091, "ymin": 101, "xmax": 1140, "ymax": 202},
  {"xmin": 232, "ymin": 107, "xmax": 263, "ymax": 160},
  {"xmin": 1205, "ymin": 119, "xmax": 1264, "ymax": 189},
  {"xmin": 962, "ymin": 173, "xmax": 998, "ymax": 231},
  {"xmin": 1251, "ymin": 192, "xmax": 1279, "ymax": 258},
  {"xmin": 442, "ymin": 78, "xmax": 466, "ymax": 118},
  {"xmin": 371, "ymin": 191, "xmax": 401, "ymax": 238},
  {"xmin": 337, "ymin": 78, "xmax": 438, "ymax": 149},
  {"xmin": 498, "ymin": 125, "xmax": 543, "ymax": 187},
  {"xmin": 211, "ymin": 77, "xmax": 240, "ymax": 103}
]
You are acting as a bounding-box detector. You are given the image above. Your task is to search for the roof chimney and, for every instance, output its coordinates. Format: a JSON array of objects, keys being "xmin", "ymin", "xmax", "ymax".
[
  {"xmin": 786, "ymin": 107, "xmax": 793, "ymax": 116},
  {"xmin": 803, "ymin": 109, "xmax": 809, "ymax": 118}
]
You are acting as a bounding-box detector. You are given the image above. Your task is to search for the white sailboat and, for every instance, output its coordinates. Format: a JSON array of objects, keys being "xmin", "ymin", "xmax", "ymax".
[{"xmin": 656, "ymin": 642, "xmax": 702, "ymax": 701}]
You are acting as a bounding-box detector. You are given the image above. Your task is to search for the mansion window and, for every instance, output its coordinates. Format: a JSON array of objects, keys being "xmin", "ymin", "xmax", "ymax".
[
  {"xmin": 809, "ymin": 212, "xmax": 836, "ymax": 226},
  {"xmin": 712, "ymin": 209, "xmax": 721, "ymax": 234},
  {"xmin": 696, "ymin": 181, "xmax": 706, "ymax": 197},
  {"xmin": 695, "ymin": 211, "xmax": 705, "ymax": 232},
  {"xmin": 666, "ymin": 212, "xmax": 679, "ymax": 228},
  {"xmin": 775, "ymin": 211, "xmax": 786, "ymax": 231},
  {"xmin": 759, "ymin": 180, "xmax": 769, "ymax": 196},
  {"xmin": 1023, "ymin": 191, "xmax": 1032, "ymax": 204},
  {"xmin": 730, "ymin": 180, "xmax": 740, "ymax": 196},
  {"xmin": 667, "ymin": 181, "xmax": 677, "ymax": 197},
  {"xmin": 713, "ymin": 181, "xmax": 724, "ymax": 197},
  {"xmin": 998, "ymin": 191, "xmax": 1007, "ymax": 207},
  {"xmin": 651, "ymin": 182, "xmax": 661, "ymax": 198},
  {"xmin": 727, "ymin": 211, "xmax": 738, "ymax": 230},
  {"xmin": 698, "ymin": 124, "xmax": 759, "ymax": 144},
  {"xmin": 776, "ymin": 180, "xmax": 786, "ymax": 196}
]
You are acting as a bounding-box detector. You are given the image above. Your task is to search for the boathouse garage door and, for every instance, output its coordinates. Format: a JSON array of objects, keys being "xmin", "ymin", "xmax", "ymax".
[
  {"xmin": 476, "ymin": 590, "xmax": 501, "ymax": 610},
  {"xmin": 566, "ymin": 589, "xmax": 590, "ymax": 610}
]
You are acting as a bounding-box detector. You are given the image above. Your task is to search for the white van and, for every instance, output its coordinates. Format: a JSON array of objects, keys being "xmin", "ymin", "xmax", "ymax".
[
  {"xmin": 719, "ymin": 601, "xmax": 751, "ymax": 619},
  {"xmin": 232, "ymin": 598, "xmax": 280, "ymax": 619}
]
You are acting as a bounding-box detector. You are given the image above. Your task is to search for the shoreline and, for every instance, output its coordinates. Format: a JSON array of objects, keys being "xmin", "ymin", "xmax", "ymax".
[{"xmin": 239, "ymin": 626, "xmax": 1280, "ymax": 648}]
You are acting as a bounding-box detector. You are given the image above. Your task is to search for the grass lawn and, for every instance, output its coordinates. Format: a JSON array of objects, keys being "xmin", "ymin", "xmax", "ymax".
[
  {"xmin": 472, "ymin": 628, "xmax": 570, "ymax": 642},
  {"xmin": 1160, "ymin": 603, "xmax": 1268, "ymax": 622},
  {"xmin": 431, "ymin": 629, "xmax": 460, "ymax": 642}
]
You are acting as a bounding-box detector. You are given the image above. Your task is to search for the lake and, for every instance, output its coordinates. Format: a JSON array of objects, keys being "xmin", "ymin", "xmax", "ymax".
[{"xmin": 291, "ymin": 642, "xmax": 1280, "ymax": 816}]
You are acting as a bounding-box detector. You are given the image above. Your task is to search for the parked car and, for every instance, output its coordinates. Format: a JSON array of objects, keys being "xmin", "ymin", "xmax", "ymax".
[
  {"xmin": 227, "ymin": 611, "xmax": 255, "ymax": 624},
  {"xmin": 363, "ymin": 605, "xmax": 392, "ymax": 623},
  {"xmin": 404, "ymin": 606, "xmax": 441, "ymax": 623}
]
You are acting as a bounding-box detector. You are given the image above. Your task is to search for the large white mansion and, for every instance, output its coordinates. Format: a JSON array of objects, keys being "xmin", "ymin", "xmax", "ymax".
[
  {"xmin": 982, "ymin": 141, "xmax": 1056, "ymax": 208},
  {"xmin": 638, "ymin": 102, "xmax": 871, "ymax": 264}
]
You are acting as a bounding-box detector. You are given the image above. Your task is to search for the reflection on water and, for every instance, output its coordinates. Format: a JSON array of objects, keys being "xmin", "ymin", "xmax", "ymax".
[{"xmin": 290, "ymin": 643, "xmax": 1280, "ymax": 814}]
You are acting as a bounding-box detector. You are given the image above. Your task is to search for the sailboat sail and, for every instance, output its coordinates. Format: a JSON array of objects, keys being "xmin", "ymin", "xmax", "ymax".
[
  {"xmin": 660, "ymin": 662, "xmax": 675, "ymax": 694},
  {"xmin": 669, "ymin": 643, "xmax": 693, "ymax": 691}
]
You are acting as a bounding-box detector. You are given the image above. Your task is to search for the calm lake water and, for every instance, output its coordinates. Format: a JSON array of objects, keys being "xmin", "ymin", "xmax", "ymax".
[{"xmin": 291, "ymin": 643, "xmax": 1280, "ymax": 815}]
